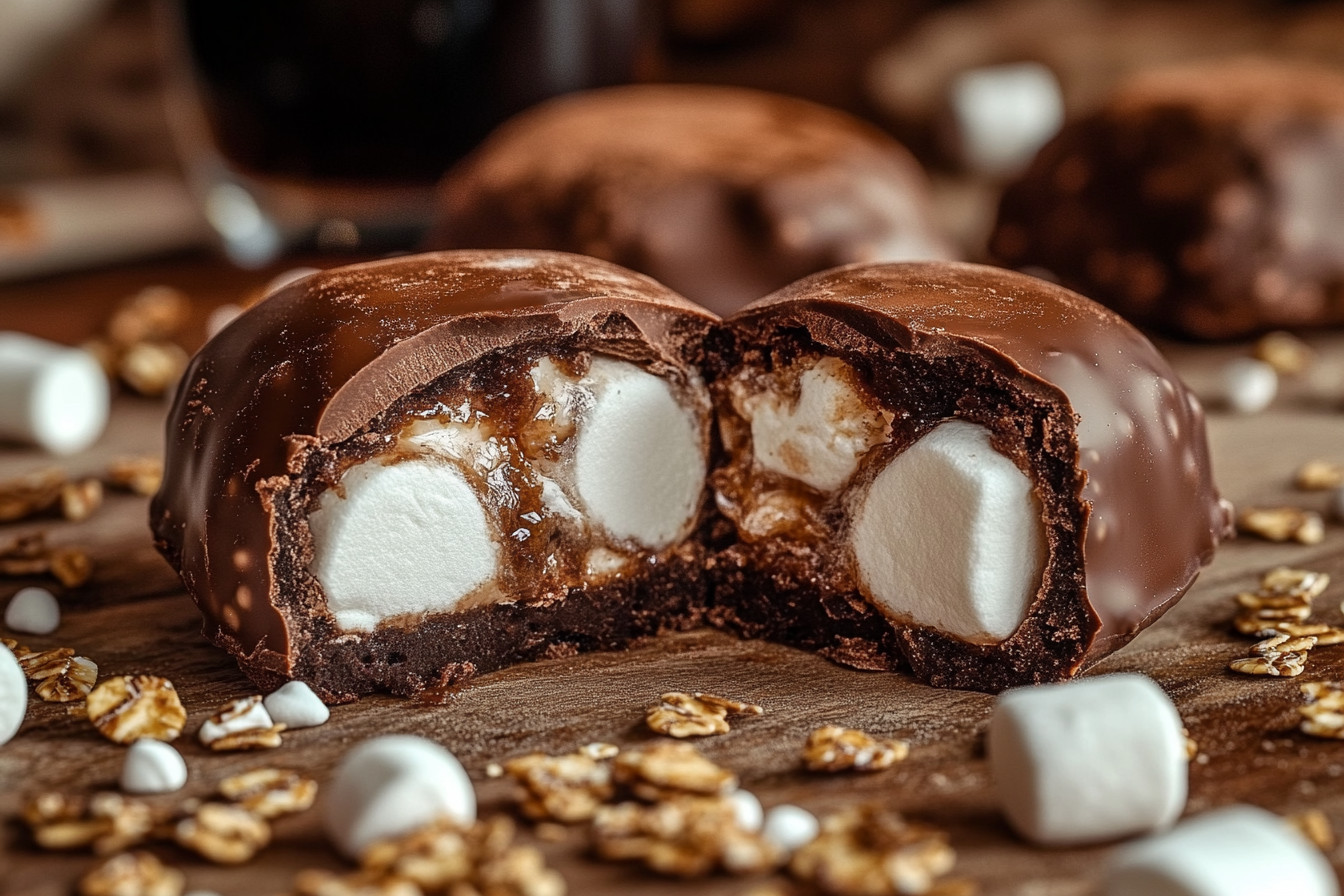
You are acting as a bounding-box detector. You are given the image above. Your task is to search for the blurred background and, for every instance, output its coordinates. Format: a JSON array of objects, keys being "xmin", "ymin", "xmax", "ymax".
[{"xmin": 2, "ymin": 0, "xmax": 1343, "ymax": 282}]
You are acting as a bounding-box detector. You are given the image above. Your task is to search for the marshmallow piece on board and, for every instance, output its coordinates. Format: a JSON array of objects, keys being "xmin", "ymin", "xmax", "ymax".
[
  {"xmin": 729, "ymin": 789, "xmax": 763, "ymax": 833},
  {"xmin": 308, "ymin": 457, "xmax": 499, "ymax": 631},
  {"xmin": 949, "ymin": 62, "xmax": 1065, "ymax": 177},
  {"xmin": 263, "ymin": 680, "xmax": 329, "ymax": 729},
  {"xmin": 850, "ymin": 419, "xmax": 1046, "ymax": 642},
  {"xmin": 0, "ymin": 332, "xmax": 109, "ymax": 454},
  {"xmin": 1105, "ymin": 805, "xmax": 1338, "ymax": 896},
  {"xmin": 571, "ymin": 356, "xmax": 706, "ymax": 550},
  {"xmin": 987, "ymin": 673, "xmax": 1188, "ymax": 846},
  {"xmin": 121, "ymin": 738, "xmax": 188, "ymax": 794},
  {"xmin": 323, "ymin": 735, "xmax": 476, "ymax": 860},
  {"xmin": 1221, "ymin": 358, "xmax": 1277, "ymax": 414},
  {"xmin": 0, "ymin": 642, "xmax": 26, "ymax": 745},
  {"xmin": 762, "ymin": 804, "xmax": 820, "ymax": 853},
  {"xmin": 5, "ymin": 586, "xmax": 60, "ymax": 635}
]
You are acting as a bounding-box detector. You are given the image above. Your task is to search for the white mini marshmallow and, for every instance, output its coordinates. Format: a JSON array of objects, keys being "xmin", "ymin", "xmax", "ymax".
[
  {"xmin": 0, "ymin": 642, "xmax": 26, "ymax": 745},
  {"xmin": 747, "ymin": 357, "xmax": 891, "ymax": 493},
  {"xmin": 762, "ymin": 804, "xmax": 820, "ymax": 853},
  {"xmin": 850, "ymin": 419, "xmax": 1044, "ymax": 642},
  {"xmin": 121, "ymin": 738, "xmax": 188, "ymax": 794},
  {"xmin": 1105, "ymin": 805, "xmax": 1337, "ymax": 896},
  {"xmin": 949, "ymin": 62, "xmax": 1065, "ymax": 177},
  {"xmin": 0, "ymin": 332, "xmax": 108, "ymax": 454},
  {"xmin": 263, "ymin": 680, "xmax": 329, "ymax": 730},
  {"xmin": 729, "ymin": 789, "xmax": 763, "ymax": 833},
  {"xmin": 308, "ymin": 457, "xmax": 499, "ymax": 631},
  {"xmin": 987, "ymin": 673, "xmax": 1188, "ymax": 847},
  {"xmin": 1221, "ymin": 358, "xmax": 1277, "ymax": 414},
  {"xmin": 572, "ymin": 356, "xmax": 705, "ymax": 548},
  {"xmin": 323, "ymin": 735, "xmax": 476, "ymax": 860},
  {"xmin": 4, "ymin": 586, "xmax": 60, "ymax": 635}
]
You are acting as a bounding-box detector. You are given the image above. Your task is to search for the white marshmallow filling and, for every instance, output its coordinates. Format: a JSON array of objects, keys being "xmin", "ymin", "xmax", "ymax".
[
  {"xmin": 848, "ymin": 419, "xmax": 1046, "ymax": 643},
  {"xmin": 306, "ymin": 353, "xmax": 708, "ymax": 631}
]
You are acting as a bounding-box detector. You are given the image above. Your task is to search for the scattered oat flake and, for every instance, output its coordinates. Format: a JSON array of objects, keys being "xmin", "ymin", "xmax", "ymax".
[
  {"xmin": 1254, "ymin": 331, "xmax": 1314, "ymax": 376},
  {"xmin": 612, "ymin": 741, "xmax": 738, "ymax": 800},
  {"xmin": 1286, "ymin": 809, "xmax": 1335, "ymax": 851},
  {"xmin": 1237, "ymin": 506, "xmax": 1325, "ymax": 545},
  {"xmin": 106, "ymin": 456, "xmax": 164, "ymax": 496},
  {"xmin": 0, "ymin": 468, "xmax": 65, "ymax": 523},
  {"xmin": 1295, "ymin": 460, "xmax": 1344, "ymax": 491},
  {"xmin": 175, "ymin": 801, "xmax": 271, "ymax": 864},
  {"xmin": 790, "ymin": 806, "xmax": 962, "ymax": 896},
  {"xmin": 218, "ymin": 768, "xmax": 317, "ymax": 819},
  {"xmin": 31, "ymin": 653, "xmax": 98, "ymax": 703},
  {"xmin": 803, "ymin": 725, "xmax": 910, "ymax": 773},
  {"xmin": 86, "ymin": 675, "xmax": 187, "ymax": 744},
  {"xmin": 78, "ymin": 851, "xmax": 184, "ymax": 896},
  {"xmin": 646, "ymin": 691, "xmax": 763, "ymax": 738},
  {"xmin": 592, "ymin": 795, "xmax": 783, "ymax": 877},
  {"xmin": 24, "ymin": 791, "xmax": 156, "ymax": 855},
  {"xmin": 501, "ymin": 749, "xmax": 614, "ymax": 823}
]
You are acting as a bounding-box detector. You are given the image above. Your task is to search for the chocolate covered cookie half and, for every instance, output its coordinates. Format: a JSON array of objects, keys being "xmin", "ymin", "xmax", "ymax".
[
  {"xmin": 708, "ymin": 261, "xmax": 1233, "ymax": 690},
  {"xmin": 151, "ymin": 251, "xmax": 718, "ymax": 699}
]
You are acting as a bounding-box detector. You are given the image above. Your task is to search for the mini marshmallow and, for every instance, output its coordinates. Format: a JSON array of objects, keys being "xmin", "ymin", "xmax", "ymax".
[
  {"xmin": 263, "ymin": 680, "xmax": 329, "ymax": 729},
  {"xmin": 729, "ymin": 789, "xmax": 763, "ymax": 833},
  {"xmin": 761, "ymin": 804, "xmax": 820, "ymax": 853},
  {"xmin": 308, "ymin": 456, "xmax": 499, "ymax": 630},
  {"xmin": 987, "ymin": 673, "xmax": 1187, "ymax": 846},
  {"xmin": 0, "ymin": 642, "xmax": 26, "ymax": 745},
  {"xmin": 4, "ymin": 586, "xmax": 60, "ymax": 635},
  {"xmin": 0, "ymin": 332, "xmax": 109, "ymax": 454},
  {"xmin": 572, "ymin": 356, "xmax": 705, "ymax": 549},
  {"xmin": 323, "ymin": 735, "xmax": 476, "ymax": 860},
  {"xmin": 949, "ymin": 62, "xmax": 1065, "ymax": 177},
  {"xmin": 850, "ymin": 419, "xmax": 1045, "ymax": 642},
  {"xmin": 121, "ymin": 738, "xmax": 188, "ymax": 794},
  {"xmin": 747, "ymin": 356, "xmax": 891, "ymax": 493},
  {"xmin": 1105, "ymin": 805, "xmax": 1337, "ymax": 896},
  {"xmin": 1221, "ymin": 358, "xmax": 1277, "ymax": 414}
]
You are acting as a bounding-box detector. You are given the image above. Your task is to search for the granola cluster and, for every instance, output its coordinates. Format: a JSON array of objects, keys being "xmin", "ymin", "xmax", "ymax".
[
  {"xmin": 84, "ymin": 286, "xmax": 191, "ymax": 398},
  {"xmin": 790, "ymin": 806, "xmax": 974, "ymax": 896},
  {"xmin": 1235, "ymin": 507, "xmax": 1325, "ymax": 545},
  {"xmin": 292, "ymin": 816, "xmax": 565, "ymax": 896},
  {"xmin": 1227, "ymin": 568, "xmax": 1344, "ymax": 677},
  {"xmin": 645, "ymin": 691, "xmax": 763, "ymax": 738},
  {"xmin": 1299, "ymin": 681, "xmax": 1344, "ymax": 739},
  {"xmin": 802, "ymin": 726, "xmax": 910, "ymax": 773},
  {"xmin": 24, "ymin": 766, "xmax": 318, "ymax": 883},
  {"xmin": 0, "ymin": 457, "xmax": 162, "ymax": 528},
  {"xmin": 0, "ymin": 530, "xmax": 92, "ymax": 587}
]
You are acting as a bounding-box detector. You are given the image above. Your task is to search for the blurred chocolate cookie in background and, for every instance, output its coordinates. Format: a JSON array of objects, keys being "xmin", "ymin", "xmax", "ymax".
[{"xmin": 991, "ymin": 59, "xmax": 1344, "ymax": 341}]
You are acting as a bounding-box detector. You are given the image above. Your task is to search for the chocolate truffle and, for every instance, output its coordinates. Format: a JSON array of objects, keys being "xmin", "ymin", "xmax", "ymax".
[
  {"xmin": 429, "ymin": 84, "xmax": 954, "ymax": 317},
  {"xmin": 991, "ymin": 59, "xmax": 1344, "ymax": 340},
  {"xmin": 708, "ymin": 261, "xmax": 1232, "ymax": 690},
  {"xmin": 151, "ymin": 251, "xmax": 718, "ymax": 700}
]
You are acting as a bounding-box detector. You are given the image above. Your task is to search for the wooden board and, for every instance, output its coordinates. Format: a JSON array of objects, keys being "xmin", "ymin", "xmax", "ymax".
[{"xmin": 4, "ymin": 258, "xmax": 1344, "ymax": 894}]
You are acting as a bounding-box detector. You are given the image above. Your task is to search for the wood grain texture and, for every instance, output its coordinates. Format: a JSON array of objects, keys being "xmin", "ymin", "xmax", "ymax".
[{"xmin": 3, "ymin": 258, "xmax": 1344, "ymax": 894}]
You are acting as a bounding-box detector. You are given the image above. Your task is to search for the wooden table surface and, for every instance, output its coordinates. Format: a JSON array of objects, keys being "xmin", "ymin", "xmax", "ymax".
[{"xmin": 4, "ymin": 255, "xmax": 1344, "ymax": 895}]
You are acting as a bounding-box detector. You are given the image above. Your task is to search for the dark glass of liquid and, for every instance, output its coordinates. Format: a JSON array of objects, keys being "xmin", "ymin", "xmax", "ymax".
[{"xmin": 166, "ymin": 0, "xmax": 656, "ymax": 261}]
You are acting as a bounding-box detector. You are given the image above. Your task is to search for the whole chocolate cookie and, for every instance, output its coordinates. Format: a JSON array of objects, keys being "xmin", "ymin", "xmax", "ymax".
[
  {"xmin": 429, "ymin": 84, "xmax": 953, "ymax": 316},
  {"xmin": 991, "ymin": 59, "xmax": 1344, "ymax": 340}
]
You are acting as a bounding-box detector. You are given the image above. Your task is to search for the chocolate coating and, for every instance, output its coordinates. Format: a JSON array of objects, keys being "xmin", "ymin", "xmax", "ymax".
[
  {"xmin": 992, "ymin": 59, "xmax": 1344, "ymax": 340},
  {"xmin": 153, "ymin": 252, "xmax": 1229, "ymax": 697},
  {"xmin": 429, "ymin": 84, "xmax": 954, "ymax": 317},
  {"xmin": 709, "ymin": 261, "xmax": 1232, "ymax": 690},
  {"xmin": 151, "ymin": 250, "xmax": 717, "ymax": 699}
]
